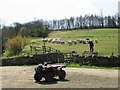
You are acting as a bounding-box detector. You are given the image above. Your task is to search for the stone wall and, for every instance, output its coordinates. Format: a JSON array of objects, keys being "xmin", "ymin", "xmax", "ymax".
[
  {"xmin": 1, "ymin": 53, "xmax": 119, "ymax": 67},
  {"xmin": 72, "ymin": 56, "xmax": 119, "ymax": 67},
  {"xmin": 2, "ymin": 53, "xmax": 64, "ymax": 66}
]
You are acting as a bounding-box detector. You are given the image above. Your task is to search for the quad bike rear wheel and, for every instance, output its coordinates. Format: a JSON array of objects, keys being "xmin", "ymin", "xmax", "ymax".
[{"xmin": 58, "ymin": 70, "xmax": 66, "ymax": 80}]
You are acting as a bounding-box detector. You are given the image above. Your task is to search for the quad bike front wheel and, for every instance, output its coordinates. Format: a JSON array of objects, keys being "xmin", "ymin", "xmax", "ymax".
[
  {"xmin": 58, "ymin": 70, "xmax": 66, "ymax": 80},
  {"xmin": 34, "ymin": 72, "xmax": 42, "ymax": 82},
  {"xmin": 45, "ymin": 72, "xmax": 54, "ymax": 82}
]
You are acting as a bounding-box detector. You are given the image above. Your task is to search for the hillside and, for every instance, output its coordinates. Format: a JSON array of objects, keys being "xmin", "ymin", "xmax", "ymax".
[{"xmin": 21, "ymin": 28, "xmax": 118, "ymax": 56}]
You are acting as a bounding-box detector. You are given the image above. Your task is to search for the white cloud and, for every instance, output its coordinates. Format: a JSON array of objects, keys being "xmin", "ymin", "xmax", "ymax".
[{"xmin": 0, "ymin": 0, "xmax": 119, "ymax": 25}]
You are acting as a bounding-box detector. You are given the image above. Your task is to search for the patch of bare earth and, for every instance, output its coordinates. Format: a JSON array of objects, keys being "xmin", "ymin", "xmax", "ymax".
[{"xmin": 0, "ymin": 66, "xmax": 118, "ymax": 88}]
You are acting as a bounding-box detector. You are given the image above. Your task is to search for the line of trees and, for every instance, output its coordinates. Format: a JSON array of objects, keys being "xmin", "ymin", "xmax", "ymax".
[
  {"xmin": 47, "ymin": 14, "xmax": 119, "ymax": 30},
  {"xmin": 1, "ymin": 14, "xmax": 119, "ymax": 38}
]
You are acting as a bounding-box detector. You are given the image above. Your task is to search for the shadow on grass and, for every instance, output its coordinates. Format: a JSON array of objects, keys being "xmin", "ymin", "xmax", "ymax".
[{"xmin": 35, "ymin": 78, "xmax": 70, "ymax": 85}]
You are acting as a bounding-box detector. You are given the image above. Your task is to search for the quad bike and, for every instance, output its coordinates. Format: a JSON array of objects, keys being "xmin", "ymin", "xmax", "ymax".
[{"xmin": 34, "ymin": 62, "xmax": 66, "ymax": 82}]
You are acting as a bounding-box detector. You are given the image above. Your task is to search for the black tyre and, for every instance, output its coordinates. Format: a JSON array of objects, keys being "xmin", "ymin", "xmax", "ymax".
[
  {"xmin": 45, "ymin": 72, "xmax": 54, "ymax": 82},
  {"xmin": 34, "ymin": 72, "xmax": 42, "ymax": 82},
  {"xmin": 58, "ymin": 70, "xmax": 66, "ymax": 80}
]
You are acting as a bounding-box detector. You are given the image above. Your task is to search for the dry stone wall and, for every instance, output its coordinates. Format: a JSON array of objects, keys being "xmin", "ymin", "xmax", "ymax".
[
  {"xmin": 1, "ymin": 53, "xmax": 64, "ymax": 66},
  {"xmin": 1, "ymin": 53, "xmax": 119, "ymax": 67}
]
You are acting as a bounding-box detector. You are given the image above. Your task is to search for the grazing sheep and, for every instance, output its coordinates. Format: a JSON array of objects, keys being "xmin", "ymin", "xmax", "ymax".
[
  {"xmin": 48, "ymin": 38, "xmax": 53, "ymax": 43},
  {"xmin": 82, "ymin": 40, "xmax": 87, "ymax": 44},
  {"xmin": 77, "ymin": 39, "xmax": 84, "ymax": 44},
  {"xmin": 56, "ymin": 39, "xmax": 61, "ymax": 44},
  {"xmin": 42, "ymin": 38, "xmax": 48, "ymax": 42},
  {"xmin": 67, "ymin": 40, "xmax": 73, "ymax": 46},
  {"xmin": 51, "ymin": 38, "xmax": 57, "ymax": 43},
  {"xmin": 60, "ymin": 40, "xmax": 65, "ymax": 45},
  {"xmin": 73, "ymin": 40, "xmax": 77, "ymax": 45}
]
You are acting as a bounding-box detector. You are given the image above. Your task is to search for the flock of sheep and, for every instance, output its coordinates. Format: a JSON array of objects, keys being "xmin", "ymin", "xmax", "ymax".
[{"xmin": 42, "ymin": 38, "xmax": 98, "ymax": 46}]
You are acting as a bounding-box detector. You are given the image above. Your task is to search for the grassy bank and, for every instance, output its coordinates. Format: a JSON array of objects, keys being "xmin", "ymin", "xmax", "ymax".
[{"xmin": 21, "ymin": 28, "xmax": 118, "ymax": 56}]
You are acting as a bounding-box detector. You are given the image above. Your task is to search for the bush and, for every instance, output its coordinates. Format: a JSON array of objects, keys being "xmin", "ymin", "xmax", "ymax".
[
  {"xmin": 3, "ymin": 51, "xmax": 12, "ymax": 57},
  {"xmin": 5, "ymin": 36, "xmax": 30, "ymax": 55}
]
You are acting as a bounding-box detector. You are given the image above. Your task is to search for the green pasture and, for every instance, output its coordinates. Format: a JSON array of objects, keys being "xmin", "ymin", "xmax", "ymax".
[{"xmin": 22, "ymin": 28, "xmax": 118, "ymax": 56}]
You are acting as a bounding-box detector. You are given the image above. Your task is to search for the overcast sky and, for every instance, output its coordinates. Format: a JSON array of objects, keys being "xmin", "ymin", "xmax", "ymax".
[{"xmin": 0, "ymin": 0, "xmax": 119, "ymax": 26}]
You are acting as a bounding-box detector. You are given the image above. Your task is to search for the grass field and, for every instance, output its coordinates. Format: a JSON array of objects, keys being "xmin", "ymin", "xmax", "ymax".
[
  {"xmin": 21, "ymin": 28, "xmax": 118, "ymax": 56},
  {"xmin": 64, "ymin": 62, "xmax": 120, "ymax": 70}
]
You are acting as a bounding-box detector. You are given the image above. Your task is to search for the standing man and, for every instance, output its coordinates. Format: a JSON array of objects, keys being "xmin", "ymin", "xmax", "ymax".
[{"xmin": 89, "ymin": 40, "xmax": 94, "ymax": 52}]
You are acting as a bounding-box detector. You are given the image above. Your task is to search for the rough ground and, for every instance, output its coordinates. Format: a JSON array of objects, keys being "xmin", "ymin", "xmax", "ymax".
[{"xmin": 0, "ymin": 66, "xmax": 118, "ymax": 88}]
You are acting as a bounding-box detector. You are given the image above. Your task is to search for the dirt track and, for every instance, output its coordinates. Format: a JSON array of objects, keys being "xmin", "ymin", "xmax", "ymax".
[{"xmin": 0, "ymin": 66, "xmax": 118, "ymax": 88}]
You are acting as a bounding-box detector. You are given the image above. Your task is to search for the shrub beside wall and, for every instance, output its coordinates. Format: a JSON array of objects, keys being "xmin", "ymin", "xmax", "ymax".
[{"xmin": 4, "ymin": 36, "xmax": 30, "ymax": 56}]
